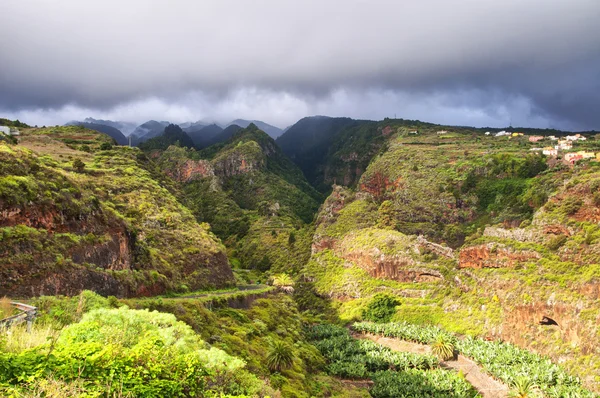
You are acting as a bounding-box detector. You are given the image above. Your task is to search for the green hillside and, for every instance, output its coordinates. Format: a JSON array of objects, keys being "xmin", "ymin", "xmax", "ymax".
[{"xmin": 0, "ymin": 125, "xmax": 234, "ymax": 297}]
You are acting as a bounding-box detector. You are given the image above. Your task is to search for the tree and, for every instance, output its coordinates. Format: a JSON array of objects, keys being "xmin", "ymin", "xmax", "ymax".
[
  {"xmin": 73, "ymin": 158, "xmax": 85, "ymax": 173},
  {"xmin": 100, "ymin": 142, "xmax": 113, "ymax": 150},
  {"xmin": 288, "ymin": 231, "xmax": 296, "ymax": 246}
]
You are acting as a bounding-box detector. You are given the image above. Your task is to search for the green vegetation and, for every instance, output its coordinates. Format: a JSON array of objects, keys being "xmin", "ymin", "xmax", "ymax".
[
  {"xmin": 267, "ymin": 341, "xmax": 295, "ymax": 371},
  {"xmin": 308, "ymin": 324, "xmax": 478, "ymax": 398},
  {"xmin": 353, "ymin": 322, "xmax": 595, "ymax": 397},
  {"xmin": 0, "ymin": 127, "xmax": 233, "ymax": 297},
  {"xmin": 1, "ymin": 306, "xmax": 269, "ymax": 397},
  {"xmin": 153, "ymin": 125, "xmax": 322, "ymax": 277},
  {"xmin": 431, "ymin": 334, "xmax": 455, "ymax": 361},
  {"xmin": 3, "ymin": 117, "xmax": 600, "ymax": 396},
  {"xmin": 361, "ymin": 293, "xmax": 400, "ymax": 323}
]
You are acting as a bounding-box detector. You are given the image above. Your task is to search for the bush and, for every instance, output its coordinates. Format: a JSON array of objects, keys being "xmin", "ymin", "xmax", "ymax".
[
  {"xmin": 561, "ymin": 196, "xmax": 582, "ymax": 215},
  {"xmin": 99, "ymin": 142, "xmax": 113, "ymax": 150},
  {"xmin": 362, "ymin": 293, "xmax": 400, "ymax": 323},
  {"xmin": 72, "ymin": 158, "xmax": 85, "ymax": 173},
  {"xmin": 546, "ymin": 234, "xmax": 567, "ymax": 251}
]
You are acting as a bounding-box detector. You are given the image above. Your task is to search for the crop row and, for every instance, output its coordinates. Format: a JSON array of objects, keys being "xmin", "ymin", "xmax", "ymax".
[
  {"xmin": 353, "ymin": 322, "xmax": 596, "ymax": 398},
  {"xmin": 308, "ymin": 324, "xmax": 479, "ymax": 398},
  {"xmin": 353, "ymin": 320, "xmax": 455, "ymax": 344}
]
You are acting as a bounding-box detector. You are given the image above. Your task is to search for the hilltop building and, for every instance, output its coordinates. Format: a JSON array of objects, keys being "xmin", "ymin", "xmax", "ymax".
[
  {"xmin": 543, "ymin": 147, "xmax": 557, "ymax": 156},
  {"xmin": 529, "ymin": 136, "xmax": 544, "ymax": 142}
]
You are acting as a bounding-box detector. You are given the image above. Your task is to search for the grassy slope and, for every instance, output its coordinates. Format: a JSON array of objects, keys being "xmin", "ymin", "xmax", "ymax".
[
  {"xmin": 305, "ymin": 123, "xmax": 600, "ymax": 391},
  {"xmin": 0, "ymin": 126, "xmax": 234, "ymax": 297}
]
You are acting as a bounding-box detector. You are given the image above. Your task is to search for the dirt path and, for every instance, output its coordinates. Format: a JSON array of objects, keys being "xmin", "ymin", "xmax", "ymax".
[
  {"xmin": 165, "ymin": 284, "xmax": 268, "ymax": 299},
  {"xmin": 356, "ymin": 333, "xmax": 509, "ymax": 398}
]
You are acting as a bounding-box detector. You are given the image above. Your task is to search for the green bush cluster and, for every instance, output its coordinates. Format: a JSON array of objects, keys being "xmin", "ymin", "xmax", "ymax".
[
  {"xmin": 361, "ymin": 293, "xmax": 401, "ymax": 323},
  {"xmin": 0, "ymin": 307, "xmax": 266, "ymax": 397}
]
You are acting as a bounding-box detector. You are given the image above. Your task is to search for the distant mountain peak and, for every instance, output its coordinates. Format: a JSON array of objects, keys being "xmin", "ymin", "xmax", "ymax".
[{"xmin": 226, "ymin": 119, "xmax": 283, "ymax": 139}]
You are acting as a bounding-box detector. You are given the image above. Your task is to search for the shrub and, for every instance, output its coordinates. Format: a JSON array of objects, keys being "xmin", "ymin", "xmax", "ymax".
[
  {"xmin": 361, "ymin": 293, "xmax": 400, "ymax": 323},
  {"xmin": 546, "ymin": 234, "xmax": 567, "ymax": 251},
  {"xmin": 72, "ymin": 158, "xmax": 85, "ymax": 173},
  {"xmin": 99, "ymin": 142, "xmax": 113, "ymax": 150},
  {"xmin": 593, "ymin": 192, "xmax": 600, "ymax": 207},
  {"xmin": 561, "ymin": 196, "xmax": 582, "ymax": 215}
]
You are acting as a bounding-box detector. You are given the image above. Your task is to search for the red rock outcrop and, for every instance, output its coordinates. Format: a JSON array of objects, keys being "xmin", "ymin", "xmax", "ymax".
[
  {"xmin": 459, "ymin": 244, "xmax": 541, "ymax": 269},
  {"xmin": 165, "ymin": 159, "xmax": 214, "ymax": 182}
]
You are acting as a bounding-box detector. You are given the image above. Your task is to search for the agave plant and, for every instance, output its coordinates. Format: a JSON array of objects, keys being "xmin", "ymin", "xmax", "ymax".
[
  {"xmin": 266, "ymin": 340, "xmax": 294, "ymax": 372},
  {"xmin": 431, "ymin": 334, "xmax": 455, "ymax": 361}
]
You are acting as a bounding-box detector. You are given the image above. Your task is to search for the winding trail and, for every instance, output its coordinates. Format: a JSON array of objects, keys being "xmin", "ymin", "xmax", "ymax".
[
  {"xmin": 169, "ymin": 284, "xmax": 269, "ymax": 299},
  {"xmin": 355, "ymin": 333, "xmax": 509, "ymax": 398}
]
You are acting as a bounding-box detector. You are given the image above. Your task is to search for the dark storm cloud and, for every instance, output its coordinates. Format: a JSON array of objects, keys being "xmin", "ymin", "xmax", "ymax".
[{"xmin": 0, "ymin": 0, "xmax": 599, "ymax": 129}]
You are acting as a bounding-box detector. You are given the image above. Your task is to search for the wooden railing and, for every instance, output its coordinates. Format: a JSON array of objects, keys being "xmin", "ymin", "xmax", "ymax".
[{"xmin": 0, "ymin": 302, "xmax": 37, "ymax": 331}]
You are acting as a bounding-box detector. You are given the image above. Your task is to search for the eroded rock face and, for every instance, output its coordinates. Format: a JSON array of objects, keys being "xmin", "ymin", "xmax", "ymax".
[
  {"xmin": 459, "ymin": 243, "xmax": 541, "ymax": 269},
  {"xmin": 483, "ymin": 226, "xmax": 537, "ymax": 242},
  {"xmin": 165, "ymin": 159, "xmax": 214, "ymax": 182},
  {"xmin": 345, "ymin": 251, "xmax": 443, "ymax": 283},
  {"xmin": 359, "ymin": 172, "xmax": 403, "ymax": 200},
  {"xmin": 496, "ymin": 301, "xmax": 599, "ymax": 379},
  {"xmin": 213, "ymin": 154, "xmax": 264, "ymax": 177}
]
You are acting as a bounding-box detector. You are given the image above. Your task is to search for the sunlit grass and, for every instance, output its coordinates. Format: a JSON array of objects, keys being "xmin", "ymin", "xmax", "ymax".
[{"xmin": 2, "ymin": 323, "xmax": 60, "ymax": 353}]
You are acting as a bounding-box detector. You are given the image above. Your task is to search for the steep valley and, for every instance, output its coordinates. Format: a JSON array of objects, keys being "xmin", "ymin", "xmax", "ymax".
[{"xmin": 1, "ymin": 119, "xmax": 600, "ymax": 397}]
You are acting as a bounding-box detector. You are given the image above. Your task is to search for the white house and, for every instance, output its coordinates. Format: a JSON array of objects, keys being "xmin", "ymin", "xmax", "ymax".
[
  {"xmin": 543, "ymin": 147, "xmax": 557, "ymax": 156},
  {"xmin": 437, "ymin": 130, "xmax": 448, "ymax": 135},
  {"xmin": 0, "ymin": 126, "xmax": 10, "ymax": 135},
  {"xmin": 485, "ymin": 131, "xmax": 491, "ymax": 135},
  {"xmin": 555, "ymin": 140, "xmax": 572, "ymax": 151},
  {"xmin": 495, "ymin": 130, "xmax": 510, "ymax": 137}
]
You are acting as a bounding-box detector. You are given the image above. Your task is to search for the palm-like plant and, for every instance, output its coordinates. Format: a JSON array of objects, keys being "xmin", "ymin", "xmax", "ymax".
[
  {"xmin": 431, "ymin": 334, "xmax": 455, "ymax": 361},
  {"xmin": 271, "ymin": 273, "xmax": 295, "ymax": 293},
  {"xmin": 266, "ymin": 341, "xmax": 294, "ymax": 372},
  {"xmin": 509, "ymin": 376, "xmax": 539, "ymax": 398}
]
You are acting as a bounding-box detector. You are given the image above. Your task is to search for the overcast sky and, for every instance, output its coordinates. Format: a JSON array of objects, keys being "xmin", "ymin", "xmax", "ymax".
[{"xmin": 1, "ymin": 0, "xmax": 599, "ymax": 130}]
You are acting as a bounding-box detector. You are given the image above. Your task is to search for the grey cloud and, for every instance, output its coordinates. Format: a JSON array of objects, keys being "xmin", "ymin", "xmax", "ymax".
[{"xmin": 0, "ymin": 0, "xmax": 599, "ymax": 129}]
